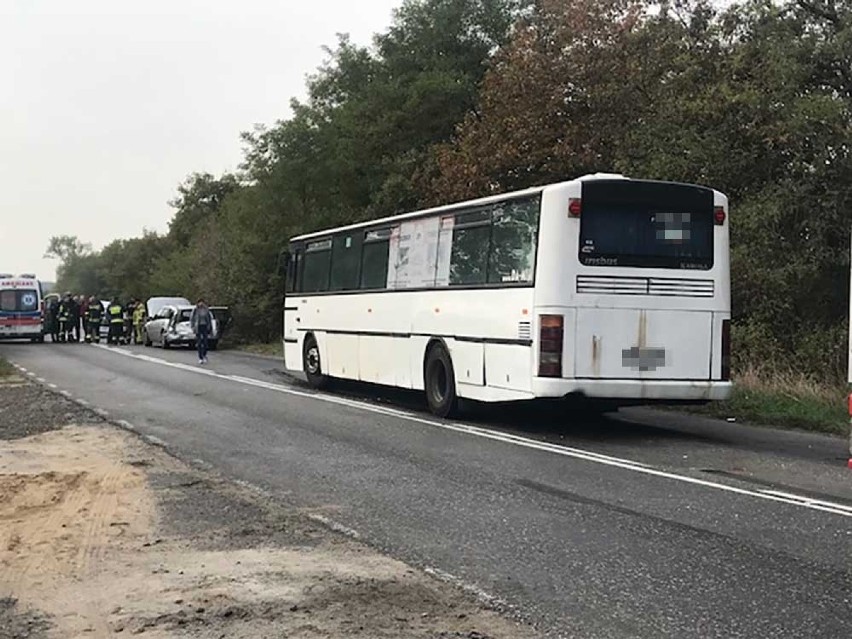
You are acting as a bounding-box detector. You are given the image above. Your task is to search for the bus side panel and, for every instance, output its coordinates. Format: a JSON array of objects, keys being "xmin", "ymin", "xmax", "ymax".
[
  {"xmin": 449, "ymin": 340, "xmax": 485, "ymax": 387},
  {"xmin": 409, "ymin": 335, "xmax": 431, "ymax": 391},
  {"xmin": 360, "ymin": 336, "xmax": 409, "ymax": 387},
  {"xmin": 326, "ymin": 333, "xmax": 360, "ymax": 379},
  {"xmin": 283, "ymin": 306, "xmax": 300, "ymax": 370},
  {"xmin": 484, "ymin": 344, "xmax": 532, "ymax": 393},
  {"xmin": 284, "ymin": 338, "xmax": 301, "ymax": 371}
]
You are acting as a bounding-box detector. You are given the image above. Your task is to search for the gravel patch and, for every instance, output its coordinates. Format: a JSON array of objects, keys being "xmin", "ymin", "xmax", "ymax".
[
  {"xmin": 0, "ymin": 597, "xmax": 50, "ymax": 639},
  {"xmin": 0, "ymin": 380, "xmax": 101, "ymax": 440}
]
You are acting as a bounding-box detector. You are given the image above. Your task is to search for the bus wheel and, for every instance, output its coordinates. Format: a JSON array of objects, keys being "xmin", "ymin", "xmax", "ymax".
[
  {"xmin": 425, "ymin": 343, "xmax": 458, "ymax": 418},
  {"xmin": 303, "ymin": 335, "xmax": 329, "ymax": 389}
]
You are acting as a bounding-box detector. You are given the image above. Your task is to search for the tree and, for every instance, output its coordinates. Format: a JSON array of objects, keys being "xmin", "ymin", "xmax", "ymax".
[{"xmin": 167, "ymin": 172, "xmax": 241, "ymax": 247}]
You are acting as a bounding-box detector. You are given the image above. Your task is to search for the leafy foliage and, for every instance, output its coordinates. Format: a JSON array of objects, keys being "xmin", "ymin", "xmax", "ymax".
[{"xmin": 48, "ymin": 0, "xmax": 852, "ymax": 382}]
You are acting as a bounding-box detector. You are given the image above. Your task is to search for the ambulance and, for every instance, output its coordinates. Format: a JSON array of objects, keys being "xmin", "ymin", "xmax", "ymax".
[{"xmin": 0, "ymin": 274, "xmax": 45, "ymax": 342}]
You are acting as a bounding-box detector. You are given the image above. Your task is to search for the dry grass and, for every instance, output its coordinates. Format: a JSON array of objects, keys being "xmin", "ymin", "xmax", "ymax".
[
  {"xmin": 234, "ymin": 342, "xmax": 282, "ymax": 357},
  {"xmin": 690, "ymin": 364, "xmax": 848, "ymax": 435},
  {"xmin": 0, "ymin": 355, "xmax": 15, "ymax": 377}
]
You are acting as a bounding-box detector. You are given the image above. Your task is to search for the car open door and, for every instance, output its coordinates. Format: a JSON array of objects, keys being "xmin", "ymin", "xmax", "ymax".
[{"xmin": 209, "ymin": 306, "xmax": 232, "ymax": 338}]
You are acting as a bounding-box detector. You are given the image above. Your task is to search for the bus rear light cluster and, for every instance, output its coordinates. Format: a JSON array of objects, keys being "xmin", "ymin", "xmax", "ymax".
[
  {"xmin": 714, "ymin": 206, "xmax": 726, "ymax": 225},
  {"xmin": 539, "ymin": 315, "xmax": 564, "ymax": 377},
  {"xmin": 721, "ymin": 319, "xmax": 731, "ymax": 381},
  {"xmin": 568, "ymin": 198, "xmax": 582, "ymax": 217}
]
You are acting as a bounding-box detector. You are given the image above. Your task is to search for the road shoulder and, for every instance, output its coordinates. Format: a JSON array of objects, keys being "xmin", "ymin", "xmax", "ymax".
[{"xmin": 0, "ymin": 376, "xmax": 540, "ymax": 639}]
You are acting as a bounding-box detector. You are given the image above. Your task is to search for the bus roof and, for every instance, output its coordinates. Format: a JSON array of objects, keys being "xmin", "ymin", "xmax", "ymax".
[
  {"xmin": 287, "ymin": 173, "xmax": 725, "ymax": 243},
  {"xmin": 289, "ymin": 182, "xmax": 554, "ymax": 243}
]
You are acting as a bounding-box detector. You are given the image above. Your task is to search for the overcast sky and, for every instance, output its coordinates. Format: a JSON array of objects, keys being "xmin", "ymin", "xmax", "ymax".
[{"xmin": 0, "ymin": 0, "xmax": 400, "ymax": 281}]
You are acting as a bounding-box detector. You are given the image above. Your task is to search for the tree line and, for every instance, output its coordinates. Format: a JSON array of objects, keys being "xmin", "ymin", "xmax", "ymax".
[{"xmin": 49, "ymin": 0, "xmax": 852, "ymax": 382}]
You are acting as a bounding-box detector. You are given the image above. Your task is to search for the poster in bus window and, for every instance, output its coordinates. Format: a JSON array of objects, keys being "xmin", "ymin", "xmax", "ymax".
[
  {"xmin": 435, "ymin": 215, "xmax": 454, "ymax": 287},
  {"xmin": 386, "ymin": 225, "xmax": 404, "ymax": 288},
  {"xmin": 388, "ymin": 217, "xmax": 441, "ymax": 289}
]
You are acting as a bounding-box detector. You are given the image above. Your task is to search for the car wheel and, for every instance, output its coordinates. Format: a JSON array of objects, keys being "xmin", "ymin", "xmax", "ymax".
[
  {"xmin": 161, "ymin": 333, "xmax": 170, "ymax": 349},
  {"xmin": 303, "ymin": 335, "xmax": 329, "ymax": 389},
  {"xmin": 424, "ymin": 342, "xmax": 459, "ymax": 418}
]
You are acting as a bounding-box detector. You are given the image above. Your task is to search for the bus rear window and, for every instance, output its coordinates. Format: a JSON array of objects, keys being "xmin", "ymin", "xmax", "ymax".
[
  {"xmin": 0, "ymin": 290, "xmax": 39, "ymax": 312},
  {"xmin": 579, "ymin": 180, "xmax": 714, "ymax": 270}
]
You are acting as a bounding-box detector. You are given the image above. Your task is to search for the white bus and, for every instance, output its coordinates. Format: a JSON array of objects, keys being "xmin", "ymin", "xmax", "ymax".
[
  {"xmin": 283, "ymin": 173, "xmax": 731, "ymax": 417},
  {"xmin": 0, "ymin": 274, "xmax": 45, "ymax": 343}
]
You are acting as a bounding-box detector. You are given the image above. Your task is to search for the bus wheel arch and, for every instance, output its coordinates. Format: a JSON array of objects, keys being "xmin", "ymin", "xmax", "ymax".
[
  {"xmin": 423, "ymin": 339, "xmax": 459, "ymax": 418},
  {"xmin": 303, "ymin": 333, "xmax": 329, "ymax": 389}
]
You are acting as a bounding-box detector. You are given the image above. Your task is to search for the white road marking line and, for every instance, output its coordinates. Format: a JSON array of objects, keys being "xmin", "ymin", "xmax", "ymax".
[
  {"xmin": 59, "ymin": 390, "xmax": 72, "ymax": 398},
  {"xmin": 142, "ymin": 435, "xmax": 168, "ymax": 448},
  {"xmin": 424, "ymin": 566, "xmax": 507, "ymax": 609},
  {"xmin": 115, "ymin": 419, "xmax": 136, "ymax": 431},
  {"xmin": 48, "ymin": 383, "xmax": 58, "ymax": 389},
  {"xmin": 87, "ymin": 344, "xmax": 852, "ymax": 519},
  {"xmin": 757, "ymin": 489, "xmax": 852, "ymax": 515},
  {"xmin": 307, "ymin": 514, "xmax": 362, "ymax": 540},
  {"xmin": 36, "ymin": 377, "xmax": 45, "ymax": 383}
]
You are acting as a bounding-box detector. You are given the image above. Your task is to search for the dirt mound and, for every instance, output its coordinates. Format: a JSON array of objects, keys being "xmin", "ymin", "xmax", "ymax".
[{"xmin": 0, "ymin": 422, "xmax": 538, "ymax": 638}]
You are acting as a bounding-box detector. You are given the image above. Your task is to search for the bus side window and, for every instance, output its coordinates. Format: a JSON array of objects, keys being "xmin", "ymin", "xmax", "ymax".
[
  {"xmin": 488, "ymin": 195, "xmax": 541, "ymax": 284},
  {"xmin": 331, "ymin": 234, "xmax": 363, "ymax": 291},
  {"xmin": 450, "ymin": 208, "xmax": 491, "ymax": 286},
  {"xmin": 303, "ymin": 239, "xmax": 332, "ymax": 293},
  {"xmin": 286, "ymin": 250, "xmax": 302, "ymax": 294},
  {"xmin": 361, "ymin": 229, "xmax": 391, "ymax": 290}
]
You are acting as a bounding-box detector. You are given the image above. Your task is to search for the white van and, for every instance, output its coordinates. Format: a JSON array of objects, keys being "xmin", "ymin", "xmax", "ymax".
[{"xmin": 0, "ymin": 275, "xmax": 45, "ymax": 342}]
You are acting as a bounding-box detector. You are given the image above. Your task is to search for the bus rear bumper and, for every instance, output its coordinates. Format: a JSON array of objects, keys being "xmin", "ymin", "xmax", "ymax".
[{"xmin": 532, "ymin": 379, "xmax": 733, "ymax": 402}]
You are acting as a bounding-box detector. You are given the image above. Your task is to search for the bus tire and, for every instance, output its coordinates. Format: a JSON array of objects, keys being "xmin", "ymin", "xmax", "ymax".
[
  {"xmin": 424, "ymin": 343, "xmax": 458, "ymax": 419},
  {"xmin": 303, "ymin": 335, "xmax": 329, "ymax": 389}
]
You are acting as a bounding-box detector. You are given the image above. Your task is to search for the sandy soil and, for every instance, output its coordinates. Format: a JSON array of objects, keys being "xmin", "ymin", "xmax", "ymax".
[{"xmin": 0, "ymin": 379, "xmax": 540, "ymax": 639}]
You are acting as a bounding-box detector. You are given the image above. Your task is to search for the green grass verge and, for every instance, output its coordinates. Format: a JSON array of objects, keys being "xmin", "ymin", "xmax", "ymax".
[
  {"xmin": 0, "ymin": 355, "xmax": 15, "ymax": 377},
  {"xmin": 234, "ymin": 342, "xmax": 282, "ymax": 357},
  {"xmin": 684, "ymin": 367, "xmax": 848, "ymax": 436}
]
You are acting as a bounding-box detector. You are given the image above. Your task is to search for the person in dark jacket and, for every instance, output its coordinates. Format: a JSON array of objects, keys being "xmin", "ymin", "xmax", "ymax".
[
  {"xmin": 107, "ymin": 297, "xmax": 124, "ymax": 345},
  {"xmin": 189, "ymin": 299, "xmax": 214, "ymax": 364},
  {"xmin": 79, "ymin": 295, "xmax": 89, "ymax": 342},
  {"xmin": 57, "ymin": 293, "xmax": 74, "ymax": 343},
  {"xmin": 46, "ymin": 297, "xmax": 60, "ymax": 342},
  {"xmin": 85, "ymin": 297, "xmax": 102, "ymax": 343}
]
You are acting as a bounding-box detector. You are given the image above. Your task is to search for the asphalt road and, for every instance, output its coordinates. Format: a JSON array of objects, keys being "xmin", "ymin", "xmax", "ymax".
[{"xmin": 2, "ymin": 341, "xmax": 851, "ymax": 638}]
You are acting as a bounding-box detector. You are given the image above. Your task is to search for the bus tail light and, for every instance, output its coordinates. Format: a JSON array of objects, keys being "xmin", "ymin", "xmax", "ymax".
[
  {"xmin": 539, "ymin": 315, "xmax": 564, "ymax": 377},
  {"xmin": 714, "ymin": 206, "xmax": 726, "ymax": 225},
  {"xmin": 568, "ymin": 198, "xmax": 582, "ymax": 217},
  {"xmin": 721, "ymin": 319, "xmax": 731, "ymax": 381}
]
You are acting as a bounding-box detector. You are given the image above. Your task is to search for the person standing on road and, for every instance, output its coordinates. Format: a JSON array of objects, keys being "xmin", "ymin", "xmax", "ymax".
[
  {"xmin": 107, "ymin": 297, "xmax": 124, "ymax": 345},
  {"xmin": 69, "ymin": 294, "xmax": 81, "ymax": 342},
  {"xmin": 57, "ymin": 293, "xmax": 73, "ymax": 343},
  {"xmin": 189, "ymin": 299, "xmax": 213, "ymax": 365},
  {"xmin": 79, "ymin": 295, "xmax": 89, "ymax": 343},
  {"xmin": 132, "ymin": 300, "xmax": 146, "ymax": 344},
  {"xmin": 46, "ymin": 297, "xmax": 59, "ymax": 342},
  {"xmin": 86, "ymin": 296, "xmax": 102, "ymax": 343}
]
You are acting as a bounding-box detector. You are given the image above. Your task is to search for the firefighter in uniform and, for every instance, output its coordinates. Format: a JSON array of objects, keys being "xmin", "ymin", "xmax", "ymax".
[
  {"xmin": 57, "ymin": 293, "xmax": 73, "ymax": 343},
  {"xmin": 132, "ymin": 300, "xmax": 146, "ymax": 344},
  {"xmin": 86, "ymin": 297, "xmax": 102, "ymax": 343},
  {"xmin": 107, "ymin": 297, "xmax": 124, "ymax": 345},
  {"xmin": 46, "ymin": 297, "xmax": 59, "ymax": 342}
]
